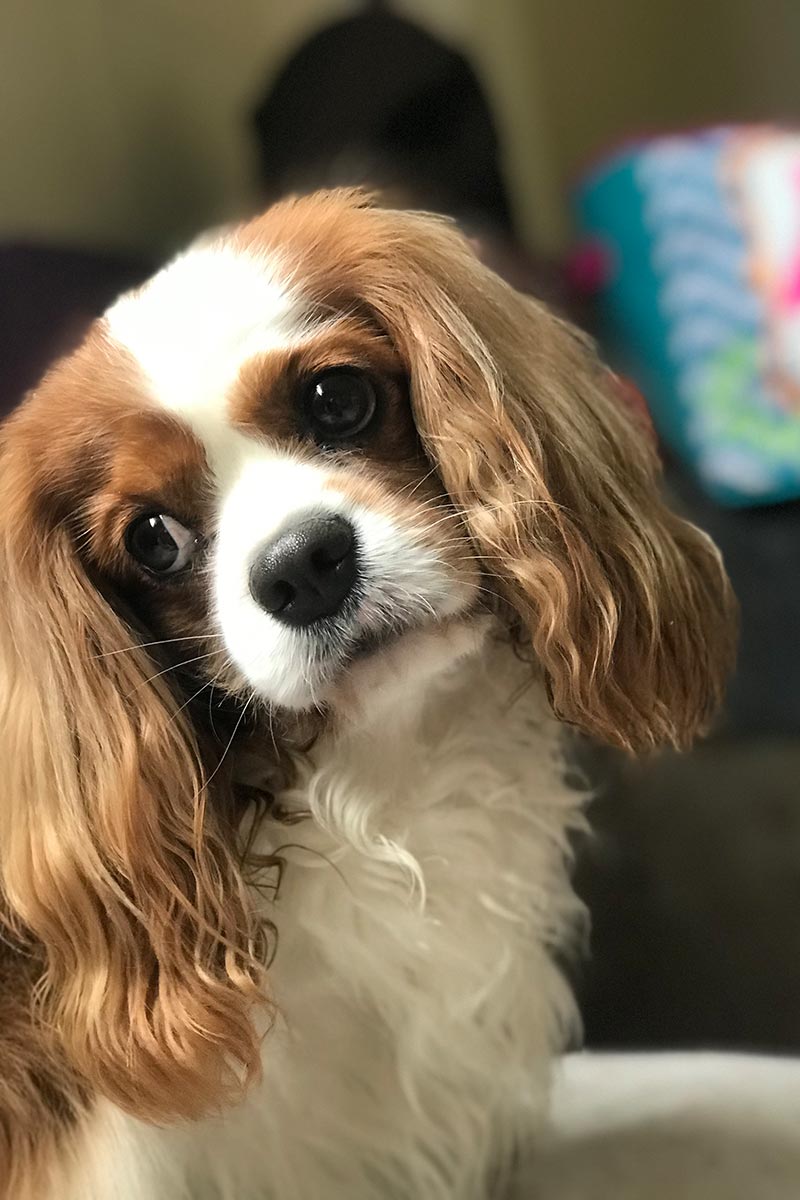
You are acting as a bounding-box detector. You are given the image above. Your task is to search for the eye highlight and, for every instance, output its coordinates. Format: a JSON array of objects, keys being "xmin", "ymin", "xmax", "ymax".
[
  {"xmin": 302, "ymin": 369, "xmax": 378, "ymax": 445},
  {"xmin": 125, "ymin": 513, "xmax": 199, "ymax": 576}
]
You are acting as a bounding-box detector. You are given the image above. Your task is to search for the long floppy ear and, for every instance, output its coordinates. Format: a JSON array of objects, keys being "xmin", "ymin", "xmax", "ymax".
[
  {"xmin": 0, "ymin": 415, "xmax": 269, "ymax": 1123},
  {"xmin": 344, "ymin": 201, "xmax": 736, "ymax": 751}
]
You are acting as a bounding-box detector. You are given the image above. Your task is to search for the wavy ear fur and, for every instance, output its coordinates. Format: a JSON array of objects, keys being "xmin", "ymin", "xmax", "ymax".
[
  {"xmin": 0, "ymin": 410, "xmax": 269, "ymax": 1123},
  {"xmin": 379, "ymin": 211, "xmax": 736, "ymax": 750},
  {"xmin": 259, "ymin": 190, "xmax": 736, "ymax": 751}
]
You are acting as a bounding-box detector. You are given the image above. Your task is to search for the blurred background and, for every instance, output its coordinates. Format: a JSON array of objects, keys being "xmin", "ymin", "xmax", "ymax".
[{"xmin": 3, "ymin": 0, "xmax": 800, "ymax": 1053}]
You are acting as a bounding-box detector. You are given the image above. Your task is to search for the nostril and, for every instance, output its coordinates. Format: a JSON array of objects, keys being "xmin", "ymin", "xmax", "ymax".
[
  {"xmin": 261, "ymin": 578, "xmax": 296, "ymax": 615},
  {"xmin": 310, "ymin": 526, "xmax": 353, "ymax": 572},
  {"xmin": 250, "ymin": 514, "xmax": 358, "ymax": 627},
  {"xmin": 310, "ymin": 547, "xmax": 335, "ymax": 572}
]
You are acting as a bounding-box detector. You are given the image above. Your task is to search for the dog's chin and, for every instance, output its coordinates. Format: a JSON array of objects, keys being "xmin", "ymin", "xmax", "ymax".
[{"xmin": 316, "ymin": 613, "xmax": 490, "ymax": 724}]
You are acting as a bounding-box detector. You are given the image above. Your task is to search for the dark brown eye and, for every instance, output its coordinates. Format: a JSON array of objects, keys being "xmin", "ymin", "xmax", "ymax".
[
  {"xmin": 125, "ymin": 513, "xmax": 198, "ymax": 575},
  {"xmin": 303, "ymin": 369, "xmax": 378, "ymax": 444}
]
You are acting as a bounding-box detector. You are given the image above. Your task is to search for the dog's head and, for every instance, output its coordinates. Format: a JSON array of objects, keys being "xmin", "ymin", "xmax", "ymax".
[{"xmin": 0, "ymin": 190, "xmax": 736, "ymax": 1122}]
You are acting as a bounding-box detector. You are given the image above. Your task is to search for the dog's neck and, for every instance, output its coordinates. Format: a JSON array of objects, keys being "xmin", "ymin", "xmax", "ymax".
[{"xmin": 268, "ymin": 627, "xmax": 568, "ymax": 888}]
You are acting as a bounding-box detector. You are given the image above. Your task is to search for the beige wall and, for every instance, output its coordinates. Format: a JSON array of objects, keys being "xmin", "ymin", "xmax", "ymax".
[
  {"xmin": 528, "ymin": 0, "xmax": 800, "ymax": 247},
  {"xmin": 0, "ymin": 0, "xmax": 356, "ymax": 253},
  {"xmin": 1, "ymin": 0, "xmax": 799, "ymax": 257}
]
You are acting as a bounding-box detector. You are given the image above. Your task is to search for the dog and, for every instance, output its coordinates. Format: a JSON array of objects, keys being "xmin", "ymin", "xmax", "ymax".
[{"xmin": 0, "ymin": 189, "xmax": 735, "ymax": 1199}]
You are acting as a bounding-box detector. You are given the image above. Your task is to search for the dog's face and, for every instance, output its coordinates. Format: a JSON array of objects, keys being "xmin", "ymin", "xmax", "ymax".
[
  {"xmin": 0, "ymin": 190, "xmax": 736, "ymax": 1124},
  {"xmin": 93, "ymin": 252, "xmax": 481, "ymax": 719}
]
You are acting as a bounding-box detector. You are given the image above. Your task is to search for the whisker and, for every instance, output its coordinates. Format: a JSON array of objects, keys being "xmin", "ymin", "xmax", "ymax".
[
  {"xmin": 169, "ymin": 678, "xmax": 213, "ymax": 725},
  {"xmin": 265, "ymin": 704, "xmax": 281, "ymax": 763},
  {"xmin": 202, "ymin": 693, "xmax": 254, "ymax": 794},
  {"xmin": 416, "ymin": 498, "xmax": 561, "ymax": 539},
  {"xmin": 168, "ymin": 653, "xmax": 234, "ymax": 728},
  {"xmin": 394, "ymin": 465, "xmax": 440, "ymax": 501},
  {"xmin": 465, "ymin": 582, "xmax": 503, "ymax": 602},
  {"xmin": 474, "ymin": 498, "xmax": 568, "ymax": 515},
  {"xmin": 127, "ymin": 650, "xmax": 225, "ymax": 697},
  {"xmin": 93, "ymin": 633, "xmax": 226, "ymax": 660},
  {"xmin": 413, "ymin": 511, "xmax": 464, "ymax": 535},
  {"xmin": 448, "ymin": 552, "xmax": 507, "ymax": 563},
  {"xmin": 391, "ymin": 588, "xmax": 438, "ymax": 621},
  {"xmin": 208, "ymin": 663, "xmax": 232, "ymax": 742}
]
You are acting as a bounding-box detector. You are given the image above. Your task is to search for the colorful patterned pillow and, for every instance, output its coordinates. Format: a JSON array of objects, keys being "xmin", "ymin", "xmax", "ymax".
[{"xmin": 575, "ymin": 127, "xmax": 800, "ymax": 506}]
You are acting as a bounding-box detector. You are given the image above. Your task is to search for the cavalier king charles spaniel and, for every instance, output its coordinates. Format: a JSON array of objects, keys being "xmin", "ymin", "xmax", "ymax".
[{"xmin": 0, "ymin": 189, "xmax": 735, "ymax": 1199}]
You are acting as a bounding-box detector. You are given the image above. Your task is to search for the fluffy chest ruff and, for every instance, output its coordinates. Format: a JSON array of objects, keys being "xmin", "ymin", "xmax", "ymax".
[{"xmin": 65, "ymin": 645, "xmax": 583, "ymax": 1200}]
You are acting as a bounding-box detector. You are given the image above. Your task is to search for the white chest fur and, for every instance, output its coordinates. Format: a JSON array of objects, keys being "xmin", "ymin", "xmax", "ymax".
[{"xmin": 65, "ymin": 643, "xmax": 584, "ymax": 1200}]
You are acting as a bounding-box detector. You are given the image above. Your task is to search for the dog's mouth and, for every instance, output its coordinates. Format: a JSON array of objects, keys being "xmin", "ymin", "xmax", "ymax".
[
  {"xmin": 304, "ymin": 578, "xmax": 439, "ymax": 675},
  {"xmin": 304, "ymin": 613, "xmax": 421, "ymax": 689},
  {"xmin": 341, "ymin": 622, "xmax": 412, "ymax": 665},
  {"xmin": 294, "ymin": 574, "xmax": 485, "ymax": 711}
]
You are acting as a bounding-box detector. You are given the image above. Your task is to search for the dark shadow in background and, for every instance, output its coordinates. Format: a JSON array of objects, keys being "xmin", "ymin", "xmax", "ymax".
[{"xmin": 252, "ymin": 8, "xmax": 513, "ymax": 234}]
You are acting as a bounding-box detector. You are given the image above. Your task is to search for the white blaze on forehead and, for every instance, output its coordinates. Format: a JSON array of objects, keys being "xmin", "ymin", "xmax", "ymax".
[
  {"xmin": 105, "ymin": 242, "xmax": 314, "ymax": 489},
  {"xmin": 105, "ymin": 243, "xmax": 307, "ymax": 429}
]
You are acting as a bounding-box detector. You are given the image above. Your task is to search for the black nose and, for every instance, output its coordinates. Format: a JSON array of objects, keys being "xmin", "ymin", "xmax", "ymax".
[{"xmin": 250, "ymin": 514, "xmax": 358, "ymax": 627}]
